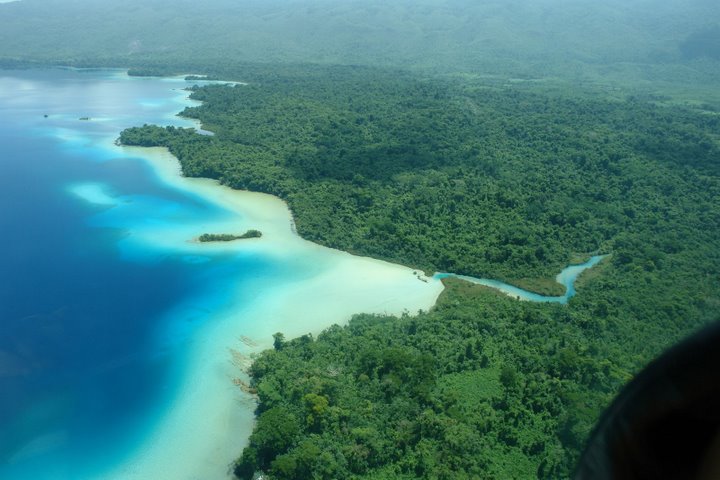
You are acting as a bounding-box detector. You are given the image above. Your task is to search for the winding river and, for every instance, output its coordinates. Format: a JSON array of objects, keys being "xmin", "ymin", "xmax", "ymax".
[{"xmin": 435, "ymin": 254, "xmax": 606, "ymax": 304}]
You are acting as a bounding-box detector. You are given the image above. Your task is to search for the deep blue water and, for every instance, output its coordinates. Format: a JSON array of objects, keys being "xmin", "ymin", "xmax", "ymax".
[{"xmin": 0, "ymin": 69, "xmax": 276, "ymax": 479}]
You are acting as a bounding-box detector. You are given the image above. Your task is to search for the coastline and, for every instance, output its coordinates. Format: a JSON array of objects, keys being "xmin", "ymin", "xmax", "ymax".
[
  {"xmin": 96, "ymin": 104, "xmax": 444, "ymax": 478},
  {"xmin": 0, "ymin": 51, "xmax": 713, "ymax": 480},
  {"xmin": 93, "ymin": 73, "xmax": 605, "ymax": 479}
]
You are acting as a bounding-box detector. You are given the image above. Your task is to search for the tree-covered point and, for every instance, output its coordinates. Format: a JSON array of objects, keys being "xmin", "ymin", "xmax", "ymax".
[
  {"xmin": 119, "ymin": 66, "xmax": 720, "ymax": 288},
  {"xmin": 198, "ymin": 230, "xmax": 262, "ymax": 242},
  {"xmin": 234, "ymin": 273, "xmax": 716, "ymax": 480}
]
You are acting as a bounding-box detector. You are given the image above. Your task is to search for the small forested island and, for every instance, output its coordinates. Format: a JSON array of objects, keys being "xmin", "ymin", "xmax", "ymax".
[{"xmin": 198, "ymin": 230, "xmax": 262, "ymax": 242}]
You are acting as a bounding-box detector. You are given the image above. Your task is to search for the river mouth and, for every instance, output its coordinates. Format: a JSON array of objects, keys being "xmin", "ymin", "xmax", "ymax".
[{"xmin": 435, "ymin": 254, "xmax": 607, "ymax": 304}]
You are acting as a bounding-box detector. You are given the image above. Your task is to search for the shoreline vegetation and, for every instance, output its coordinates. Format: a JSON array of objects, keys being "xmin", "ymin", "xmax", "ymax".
[
  {"xmin": 198, "ymin": 230, "xmax": 262, "ymax": 242},
  {"xmin": 117, "ymin": 64, "xmax": 719, "ymax": 479},
  {"xmin": 0, "ymin": 2, "xmax": 717, "ymax": 477},
  {"xmin": 106, "ymin": 93, "xmax": 445, "ymax": 480}
]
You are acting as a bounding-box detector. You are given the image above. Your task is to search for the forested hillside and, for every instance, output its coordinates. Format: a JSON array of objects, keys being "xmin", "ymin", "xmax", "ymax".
[
  {"xmin": 1, "ymin": 0, "xmax": 719, "ymax": 102},
  {"xmin": 233, "ymin": 278, "xmax": 644, "ymax": 479},
  {"xmin": 118, "ymin": 66, "xmax": 720, "ymax": 478}
]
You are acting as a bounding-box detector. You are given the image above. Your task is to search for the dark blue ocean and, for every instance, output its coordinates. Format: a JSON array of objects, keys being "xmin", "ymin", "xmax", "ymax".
[{"xmin": 0, "ymin": 69, "xmax": 278, "ymax": 479}]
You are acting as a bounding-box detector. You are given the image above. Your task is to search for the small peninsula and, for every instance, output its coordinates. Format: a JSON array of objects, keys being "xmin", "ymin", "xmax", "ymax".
[{"xmin": 198, "ymin": 230, "xmax": 262, "ymax": 242}]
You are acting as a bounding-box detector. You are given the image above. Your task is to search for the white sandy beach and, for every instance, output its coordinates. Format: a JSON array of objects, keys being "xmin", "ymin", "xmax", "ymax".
[{"xmin": 93, "ymin": 141, "xmax": 444, "ymax": 480}]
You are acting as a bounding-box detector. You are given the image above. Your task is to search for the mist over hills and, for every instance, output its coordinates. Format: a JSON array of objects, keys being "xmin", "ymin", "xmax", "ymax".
[{"xmin": 1, "ymin": 0, "xmax": 718, "ymax": 87}]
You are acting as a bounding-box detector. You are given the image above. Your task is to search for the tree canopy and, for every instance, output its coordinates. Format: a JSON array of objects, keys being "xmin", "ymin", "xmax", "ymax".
[{"xmin": 119, "ymin": 65, "xmax": 720, "ymax": 478}]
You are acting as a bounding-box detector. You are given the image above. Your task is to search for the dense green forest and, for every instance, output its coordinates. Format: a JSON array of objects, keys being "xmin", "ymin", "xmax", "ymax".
[
  {"xmin": 120, "ymin": 66, "xmax": 720, "ymax": 285},
  {"xmin": 2, "ymin": 0, "xmax": 718, "ymax": 477},
  {"xmin": 235, "ymin": 279, "xmax": 628, "ymax": 479},
  {"xmin": 118, "ymin": 65, "xmax": 720, "ymax": 478}
]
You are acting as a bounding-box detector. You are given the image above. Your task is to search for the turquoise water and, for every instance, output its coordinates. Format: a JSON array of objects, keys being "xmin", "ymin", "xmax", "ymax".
[
  {"xmin": 0, "ymin": 69, "xmax": 282, "ymax": 479},
  {"xmin": 434, "ymin": 255, "xmax": 607, "ymax": 304},
  {"xmin": 0, "ymin": 68, "xmax": 444, "ymax": 480}
]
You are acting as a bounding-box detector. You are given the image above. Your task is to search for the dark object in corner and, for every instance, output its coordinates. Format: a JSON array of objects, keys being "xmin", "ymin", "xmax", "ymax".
[{"xmin": 575, "ymin": 321, "xmax": 720, "ymax": 480}]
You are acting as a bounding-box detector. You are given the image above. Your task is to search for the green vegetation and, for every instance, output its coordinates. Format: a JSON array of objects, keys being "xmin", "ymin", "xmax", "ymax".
[
  {"xmin": 3, "ymin": 1, "xmax": 717, "ymax": 477},
  {"xmin": 119, "ymin": 66, "xmax": 720, "ymax": 285},
  {"xmin": 198, "ymin": 230, "xmax": 262, "ymax": 242},
  {"xmin": 1, "ymin": 0, "xmax": 719, "ymax": 106},
  {"xmin": 117, "ymin": 65, "xmax": 720, "ymax": 478},
  {"xmin": 511, "ymin": 277, "xmax": 565, "ymax": 297}
]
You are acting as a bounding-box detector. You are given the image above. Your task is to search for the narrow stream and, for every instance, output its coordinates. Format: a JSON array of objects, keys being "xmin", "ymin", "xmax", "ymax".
[{"xmin": 435, "ymin": 255, "xmax": 607, "ymax": 304}]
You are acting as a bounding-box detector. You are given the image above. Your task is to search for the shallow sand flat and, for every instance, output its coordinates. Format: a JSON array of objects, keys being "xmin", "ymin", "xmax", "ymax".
[
  {"xmin": 95, "ymin": 145, "xmax": 444, "ymax": 480},
  {"xmin": 67, "ymin": 183, "xmax": 120, "ymax": 206},
  {"xmin": 100, "ymin": 260, "xmax": 442, "ymax": 480}
]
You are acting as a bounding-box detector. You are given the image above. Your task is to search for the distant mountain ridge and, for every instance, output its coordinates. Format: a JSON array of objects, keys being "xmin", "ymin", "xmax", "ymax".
[{"xmin": 0, "ymin": 0, "xmax": 718, "ymax": 83}]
